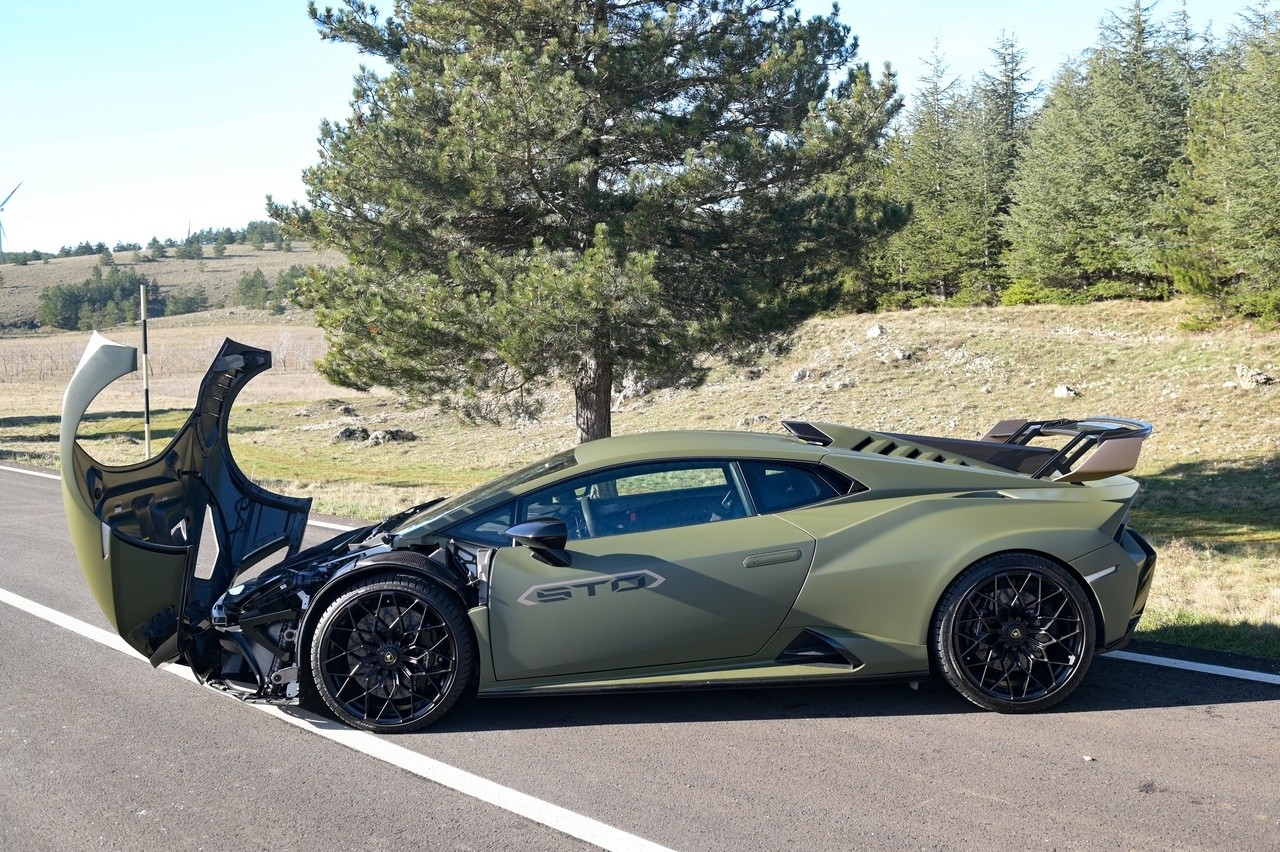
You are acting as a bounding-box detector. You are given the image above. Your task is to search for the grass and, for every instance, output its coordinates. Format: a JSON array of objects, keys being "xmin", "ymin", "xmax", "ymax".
[
  {"xmin": 2, "ymin": 299, "xmax": 1278, "ymax": 659},
  {"xmin": 1137, "ymin": 539, "xmax": 1280, "ymax": 658}
]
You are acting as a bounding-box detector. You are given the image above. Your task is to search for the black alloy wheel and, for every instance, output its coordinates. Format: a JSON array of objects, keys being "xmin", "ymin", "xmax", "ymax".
[
  {"xmin": 932, "ymin": 554, "xmax": 1096, "ymax": 713},
  {"xmin": 310, "ymin": 574, "xmax": 473, "ymax": 733}
]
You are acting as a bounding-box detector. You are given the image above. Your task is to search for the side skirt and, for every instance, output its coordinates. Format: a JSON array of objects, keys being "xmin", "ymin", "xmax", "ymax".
[{"xmin": 477, "ymin": 667, "xmax": 932, "ymax": 698}]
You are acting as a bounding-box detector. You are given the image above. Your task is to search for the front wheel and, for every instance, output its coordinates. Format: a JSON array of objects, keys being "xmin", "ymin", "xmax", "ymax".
[
  {"xmin": 310, "ymin": 574, "xmax": 473, "ymax": 733},
  {"xmin": 931, "ymin": 554, "xmax": 1096, "ymax": 713}
]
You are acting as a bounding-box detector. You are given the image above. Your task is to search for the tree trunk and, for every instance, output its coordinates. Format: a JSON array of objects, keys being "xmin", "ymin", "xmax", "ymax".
[{"xmin": 574, "ymin": 358, "xmax": 613, "ymax": 444}]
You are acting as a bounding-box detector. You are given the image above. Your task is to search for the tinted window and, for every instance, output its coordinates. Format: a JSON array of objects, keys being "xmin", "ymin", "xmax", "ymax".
[
  {"xmin": 522, "ymin": 460, "xmax": 746, "ymax": 540},
  {"xmin": 390, "ymin": 448, "xmax": 577, "ymax": 538},
  {"xmin": 741, "ymin": 461, "xmax": 841, "ymax": 513},
  {"xmin": 441, "ymin": 501, "xmax": 515, "ymax": 548}
]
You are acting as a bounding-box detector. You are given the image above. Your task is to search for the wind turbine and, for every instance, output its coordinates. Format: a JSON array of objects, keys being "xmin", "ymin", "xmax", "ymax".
[{"xmin": 0, "ymin": 182, "xmax": 21, "ymax": 257}]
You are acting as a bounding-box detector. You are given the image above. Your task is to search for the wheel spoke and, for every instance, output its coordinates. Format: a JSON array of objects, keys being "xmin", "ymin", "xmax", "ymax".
[
  {"xmin": 951, "ymin": 566, "xmax": 1089, "ymax": 704},
  {"xmin": 313, "ymin": 584, "xmax": 468, "ymax": 728}
]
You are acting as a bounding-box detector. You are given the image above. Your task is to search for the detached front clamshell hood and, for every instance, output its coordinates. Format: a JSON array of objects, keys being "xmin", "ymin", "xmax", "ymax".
[{"xmin": 60, "ymin": 334, "xmax": 311, "ymax": 675}]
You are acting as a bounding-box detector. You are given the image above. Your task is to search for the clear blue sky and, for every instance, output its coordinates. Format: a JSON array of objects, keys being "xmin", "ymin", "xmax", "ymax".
[{"xmin": 0, "ymin": 0, "xmax": 1253, "ymax": 254}]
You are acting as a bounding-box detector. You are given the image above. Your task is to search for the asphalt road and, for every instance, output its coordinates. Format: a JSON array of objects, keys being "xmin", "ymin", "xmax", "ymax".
[{"xmin": 3, "ymin": 464, "xmax": 1279, "ymax": 851}]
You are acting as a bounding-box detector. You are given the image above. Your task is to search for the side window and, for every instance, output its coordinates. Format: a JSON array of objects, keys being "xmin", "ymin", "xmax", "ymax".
[
  {"xmin": 741, "ymin": 461, "xmax": 843, "ymax": 514},
  {"xmin": 613, "ymin": 465, "xmax": 730, "ymax": 496},
  {"xmin": 441, "ymin": 501, "xmax": 515, "ymax": 548},
  {"xmin": 520, "ymin": 461, "xmax": 747, "ymax": 540}
]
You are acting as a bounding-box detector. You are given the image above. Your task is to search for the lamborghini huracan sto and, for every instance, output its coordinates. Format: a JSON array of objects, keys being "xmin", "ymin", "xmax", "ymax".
[{"xmin": 61, "ymin": 335, "xmax": 1156, "ymax": 732}]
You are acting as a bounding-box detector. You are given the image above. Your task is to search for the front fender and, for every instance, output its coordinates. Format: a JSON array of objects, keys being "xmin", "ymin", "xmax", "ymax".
[
  {"xmin": 298, "ymin": 549, "xmax": 475, "ymax": 643},
  {"xmin": 59, "ymin": 334, "xmax": 312, "ymax": 670},
  {"xmin": 60, "ymin": 333, "xmax": 187, "ymax": 655}
]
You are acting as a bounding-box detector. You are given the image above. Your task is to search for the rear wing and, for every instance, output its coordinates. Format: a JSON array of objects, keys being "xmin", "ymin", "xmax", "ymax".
[
  {"xmin": 783, "ymin": 416, "xmax": 1152, "ymax": 483},
  {"xmin": 977, "ymin": 416, "xmax": 1152, "ymax": 483}
]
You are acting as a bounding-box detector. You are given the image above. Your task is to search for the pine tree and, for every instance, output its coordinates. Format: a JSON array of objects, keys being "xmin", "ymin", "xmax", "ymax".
[
  {"xmin": 872, "ymin": 37, "xmax": 1036, "ymax": 307},
  {"xmin": 274, "ymin": 0, "xmax": 903, "ymax": 442},
  {"xmin": 875, "ymin": 51, "xmax": 974, "ymax": 303},
  {"xmin": 1004, "ymin": 2, "xmax": 1203, "ymax": 299},
  {"xmin": 1163, "ymin": 10, "xmax": 1280, "ymax": 317},
  {"xmin": 969, "ymin": 33, "xmax": 1038, "ymax": 295}
]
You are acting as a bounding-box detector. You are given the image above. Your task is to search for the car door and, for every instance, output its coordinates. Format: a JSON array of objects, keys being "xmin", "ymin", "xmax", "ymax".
[{"xmin": 486, "ymin": 460, "xmax": 817, "ymax": 681}]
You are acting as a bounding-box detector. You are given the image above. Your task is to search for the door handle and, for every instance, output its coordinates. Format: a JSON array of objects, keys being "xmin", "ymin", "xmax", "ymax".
[{"xmin": 742, "ymin": 548, "xmax": 803, "ymax": 568}]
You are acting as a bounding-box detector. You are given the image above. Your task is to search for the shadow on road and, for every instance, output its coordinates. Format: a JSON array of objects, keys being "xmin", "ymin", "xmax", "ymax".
[{"xmin": 402, "ymin": 652, "xmax": 1280, "ymax": 734}]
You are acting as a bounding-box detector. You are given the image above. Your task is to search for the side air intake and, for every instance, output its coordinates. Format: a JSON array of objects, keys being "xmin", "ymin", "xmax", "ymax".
[{"xmin": 776, "ymin": 630, "xmax": 863, "ymax": 669}]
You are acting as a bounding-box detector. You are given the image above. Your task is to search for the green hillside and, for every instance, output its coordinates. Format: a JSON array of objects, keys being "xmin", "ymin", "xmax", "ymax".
[{"xmin": 0, "ymin": 244, "xmax": 344, "ymax": 329}]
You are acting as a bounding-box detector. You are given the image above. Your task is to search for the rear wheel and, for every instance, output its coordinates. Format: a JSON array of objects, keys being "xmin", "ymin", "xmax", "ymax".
[
  {"xmin": 932, "ymin": 554, "xmax": 1096, "ymax": 713},
  {"xmin": 310, "ymin": 574, "xmax": 473, "ymax": 733}
]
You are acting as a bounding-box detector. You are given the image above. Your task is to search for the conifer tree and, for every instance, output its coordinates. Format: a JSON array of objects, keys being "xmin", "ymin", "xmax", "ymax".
[
  {"xmin": 1163, "ymin": 9, "xmax": 1280, "ymax": 317},
  {"xmin": 274, "ymin": 0, "xmax": 904, "ymax": 442},
  {"xmin": 1004, "ymin": 2, "xmax": 1203, "ymax": 298},
  {"xmin": 873, "ymin": 37, "xmax": 1035, "ymax": 305},
  {"xmin": 876, "ymin": 51, "xmax": 973, "ymax": 303},
  {"xmin": 969, "ymin": 34, "xmax": 1038, "ymax": 293}
]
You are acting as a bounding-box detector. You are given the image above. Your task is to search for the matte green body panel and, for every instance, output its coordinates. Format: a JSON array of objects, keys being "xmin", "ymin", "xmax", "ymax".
[
  {"xmin": 777, "ymin": 492, "xmax": 1128, "ymax": 646},
  {"xmin": 104, "ymin": 535, "xmax": 187, "ymax": 652},
  {"xmin": 1068, "ymin": 541, "xmax": 1144, "ymax": 646},
  {"xmin": 467, "ymin": 605, "xmax": 496, "ymax": 685},
  {"xmin": 480, "ymin": 661, "xmax": 870, "ymax": 695},
  {"xmin": 474, "ymin": 626, "xmax": 928, "ymax": 696},
  {"xmin": 59, "ymin": 333, "xmax": 152, "ymax": 641},
  {"xmin": 488, "ymin": 515, "xmax": 815, "ymax": 679},
  {"xmin": 570, "ymin": 430, "xmax": 822, "ymax": 468}
]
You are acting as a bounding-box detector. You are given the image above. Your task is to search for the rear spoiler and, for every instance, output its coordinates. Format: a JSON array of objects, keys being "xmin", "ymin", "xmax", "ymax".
[
  {"xmin": 783, "ymin": 416, "xmax": 1152, "ymax": 483},
  {"xmin": 979, "ymin": 416, "xmax": 1152, "ymax": 482}
]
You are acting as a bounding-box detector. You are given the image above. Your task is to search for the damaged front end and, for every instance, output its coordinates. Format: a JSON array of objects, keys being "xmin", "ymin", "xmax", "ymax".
[
  {"xmin": 60, "ymin": 334, "xmax": 340, "ymax": 702},
  {"xmin": 205, "ymin": 527, "xmax": 373, "ymax": 701}
]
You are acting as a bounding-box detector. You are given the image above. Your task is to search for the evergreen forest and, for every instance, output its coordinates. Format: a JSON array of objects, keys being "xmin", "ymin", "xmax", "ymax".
[{"xmin": 858, "ymin": 2, "xmax": 1280, "ymax": 324}]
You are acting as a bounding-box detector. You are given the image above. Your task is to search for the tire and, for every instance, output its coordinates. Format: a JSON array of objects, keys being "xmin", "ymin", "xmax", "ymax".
[
  {"xmin": 309, "ymin": 573, "xmax": 473, "ymax": 733},
  {"xmin": 931, "ymin": 553, "xmax": 1096, "ymax": 713}
]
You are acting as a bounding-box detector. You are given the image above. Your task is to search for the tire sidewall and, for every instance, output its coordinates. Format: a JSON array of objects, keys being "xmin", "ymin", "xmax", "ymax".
[
  {"xmin": 932, "ymin": 554, "xmax": 1097, "ymax": 713},
  {"xmin": 309, "ymin": 573, "xmax": 474, "ymax": 733}
]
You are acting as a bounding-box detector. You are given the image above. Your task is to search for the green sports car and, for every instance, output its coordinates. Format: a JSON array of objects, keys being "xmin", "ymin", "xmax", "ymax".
[{"xmin": 61, "ymin": 335, "xmax": 1156, "ymax": 732}]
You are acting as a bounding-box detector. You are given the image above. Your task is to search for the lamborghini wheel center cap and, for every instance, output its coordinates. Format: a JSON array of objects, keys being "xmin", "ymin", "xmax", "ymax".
[
  {"xmin": 379, "ymin": 645, "xmax": 401, "ymax": 667},
  {"xmin": 1004, "ymin": 624, "xmax": 1026, "ymax": 645}
]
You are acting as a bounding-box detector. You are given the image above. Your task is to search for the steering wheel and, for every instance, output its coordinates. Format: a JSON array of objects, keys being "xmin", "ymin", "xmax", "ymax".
[{"xmin": 578, "ymin": 496, "xmax": 598, "ymax": 537}]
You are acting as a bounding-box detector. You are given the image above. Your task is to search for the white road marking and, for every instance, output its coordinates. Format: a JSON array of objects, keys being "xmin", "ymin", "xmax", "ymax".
[
  {"xmin": 0, "ymin": 585, "xmax": 673, "ymax": 852},
  {"xmin": 1108, "ymin": 650, "xmax": 1280, "ymax": 686},
  {"xmin": 0, "ymin": 464, "xmax": 60, "ymax": 481},
  {"xmin": 0, "ymin": 586, "xmax": 144, "ymax": 659},
  {"xmin": 307, "ymin": 518, "xmax": 356, "ymax": 531}
]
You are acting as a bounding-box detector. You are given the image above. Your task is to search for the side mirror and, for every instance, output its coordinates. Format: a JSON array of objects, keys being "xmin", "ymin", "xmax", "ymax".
[{"xmin": 504, "ymin": 518, "xmax": 572, "ymax": 567}]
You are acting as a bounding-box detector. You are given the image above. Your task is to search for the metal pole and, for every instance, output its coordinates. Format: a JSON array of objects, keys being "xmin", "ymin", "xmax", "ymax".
[{"xmin": 140, "ymin": 281, "xmax": 151, "ymax": 457}]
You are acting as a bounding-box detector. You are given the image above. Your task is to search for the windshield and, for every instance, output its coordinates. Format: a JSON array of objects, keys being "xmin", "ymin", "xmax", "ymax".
[{"xmin": 388, "ymin": 448, "xmax": 578, "ymax": 538}]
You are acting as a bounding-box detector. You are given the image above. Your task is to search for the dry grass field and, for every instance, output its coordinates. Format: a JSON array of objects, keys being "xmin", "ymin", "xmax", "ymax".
[
  {"xmin": 0, "ymin": 243, "xmax": 345, "ymax": 327},
  {"xmin": 1, "ymin": 298, "xmax": 1277, "ymax": 658}
]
